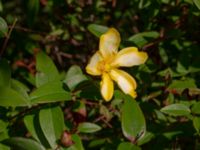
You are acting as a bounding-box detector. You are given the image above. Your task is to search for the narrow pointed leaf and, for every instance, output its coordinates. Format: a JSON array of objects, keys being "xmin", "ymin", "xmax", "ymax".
[
  {"xmin": 78, "ymin": 122, "xmax": 102, "ymax": 133},
  {"xmin": 160, "ymin": 104, "xmax": 190, "ymax": 116}
]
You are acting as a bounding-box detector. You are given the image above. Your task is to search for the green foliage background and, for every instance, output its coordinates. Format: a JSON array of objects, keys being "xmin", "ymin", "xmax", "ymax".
[{"xmin": 0, "ymin": 0, "xmax": 200, "ymax": 149}]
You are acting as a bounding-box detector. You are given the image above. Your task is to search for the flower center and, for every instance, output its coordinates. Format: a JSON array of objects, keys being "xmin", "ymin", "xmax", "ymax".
[
  {"xmin": 98, "ymin": 61, "xmax": 111, "ymax": 73},
  {"xmin": 98, "ymin": 55, "xmax": 116, "ymax": 73}
]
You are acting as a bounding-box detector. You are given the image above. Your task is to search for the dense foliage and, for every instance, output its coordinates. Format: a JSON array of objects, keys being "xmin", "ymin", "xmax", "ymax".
[{"xmin": 0, "ymin": 0, "xmax": 200, "ymax": 149}]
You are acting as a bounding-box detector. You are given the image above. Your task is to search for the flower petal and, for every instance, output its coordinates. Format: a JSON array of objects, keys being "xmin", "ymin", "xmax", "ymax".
[
  {"xmin": 100, "ymin": 73, "xmax": 114, "ymax": 101},
  {"xmin": 111, "ymin": 47, "xmax": 148, "ymax": 67},
  {"xmin": 86, "ymin": 51, "xmax": 102, "ymax": 76},
  {"xmin": 110, "ymin": 69, "xmax": 137, "ymax": 98},
  {"xmin": 99, "ymin": 28, "xmax": 121, "ymax": 58}
]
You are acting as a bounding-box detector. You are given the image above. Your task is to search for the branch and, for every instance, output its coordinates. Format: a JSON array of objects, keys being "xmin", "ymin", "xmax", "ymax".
[{"xmin": 0, "ymin": 18, "xmax": 18, "ymax": 57}]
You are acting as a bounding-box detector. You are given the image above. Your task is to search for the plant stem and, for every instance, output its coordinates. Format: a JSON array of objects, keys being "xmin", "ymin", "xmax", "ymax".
[{"xmin": 0, "ymin": 18, "xmax": 18, "ymax": 57}]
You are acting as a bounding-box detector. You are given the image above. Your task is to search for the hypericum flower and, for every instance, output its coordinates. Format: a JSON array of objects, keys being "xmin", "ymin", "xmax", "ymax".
[{"xmin": 86, "ymin": 28, "xmax": 148, "ymax": 101}]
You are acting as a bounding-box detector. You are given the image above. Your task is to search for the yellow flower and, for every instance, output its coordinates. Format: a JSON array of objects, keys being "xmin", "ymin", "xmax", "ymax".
[{"xmin": 86, "ymin": 28, "xmax": 148, "ymax": 101}]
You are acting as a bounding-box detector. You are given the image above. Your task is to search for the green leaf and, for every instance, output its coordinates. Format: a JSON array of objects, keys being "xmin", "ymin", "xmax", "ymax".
[
  {"xmin": 2, "ymin": 137, "xmax": 45, "ymax": 150},
  {"xmin": 189, "ymin": 88, "xmax": 200, "ymax": 96},
  {"xmin": 87, "ymin": 24, "xmax": 108, "ymax": 37},
  {"xmin": 0, "ymin": 87, "xmax": 30, "ymax": 107},
  {"xmin": 128, "ymin": 31, "xmax": 159, "ymax": 47},
  {"xmin": 30, "ymin": 81, "xmax": 71, "ymax": 104},
  {"xmin": 88, "ymin": 139, "xmax": 106, "ymax": 148},
  {"xmin": 0, "ymin": 59, "xmax": 11, "ymax": 87},
  {"xmin": 64, "ymin": 65, "xmax": 87, "ymax": 90},
  {"xmin": 160, "ymin": 104, "xmax": 191, "ymax": 116},
  {"xmin": 193, "ymin": 0, "xmax": 200, "ymax": 10},
  {"xmin": 193, "ymin": 117, "xmax": 200, "ymax": 133},
  {"xmin": 122, "ymin": 95, "xmax": 146, "ymax": 142},
  {"xmin": 158, "ymin": 68, "xmax": 181, "ymax": 78},
  {"xmin": 0, "ymin": 128, "xmax": 9, "ymax": 141},
  {"xmin": 39, "ymin": 106, "xmax": 65, "ymax": 149},
  {"xmin": 77, "ymin": 122, "xmax": 101, "ymax": 133},
  {"xmin": 67, "ymin": 134, "xmax": 84, "ymax": 150},
  {"xmin": 0, "ymin": 1, "xmax": 3, "ymax": 12},
  {"xmin": 191, "ymin": 102, "xmax": 200, "ymax": 114},
  {"xmin": 176, "ymin": 61, "xmax": 188, "ymax": 75},
  {"xmin": 11, "ymin": 79, "xmax": 29, "ymax": 99},
  {"xmin": 100, "ymin": 105, "xmax": 112, "ymax": 121},
  {"xmin": 36, "ymin": 51, "xmax": 60, "ymax": 87},
  {"xmin": 137, "ymin": 132, "xmax": 155, "ymax": 146},
  {"xmin": 159, "ymin": 47, "xmax": 168, "ymax": 64},
  {"xmin": 168, "ymin": 78, "xmax": 196, "ymax": 93},
  {"xmin": 24, "ymin": 114, "xmax": 50, "ymax": 148},
  {"xmin": 0, "ymin": 120, "xmax": 7, "ymax": 133},
  {"xmin": 24, "ymin": 114, "xmax": 40, "ymax": 142},
  {"xmin": 0, "ymin": 17, "xmax": 8, "ymax": 37},
  {"xmin": 162, "ymin": 131, "xmax": 183, "ymax": 140},
  {"xmin": 0, "ymin": 143, "xmax": 9, "ymax": 150},
  {"xmin": 27, "ymin": 0, "xmax": 39, "ymax": 25},
  {"xmin": 117, "ymin": 142, "xmax": 141, "ymax": 150}
]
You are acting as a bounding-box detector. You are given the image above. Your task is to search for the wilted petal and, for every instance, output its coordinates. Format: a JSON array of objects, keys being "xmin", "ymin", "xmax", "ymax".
[
  {"xmin": 111, "ymin": 47, "xmax": 148, "ymax": 67},
  {"xmin": 110, "ymin": 69, "xmax": 137, "ymax": 98},
  {"xmin": 86, "ymin": 51, "xmax": 102, "ymax": 76},
  {"xmin": 99, "ymin": 28, "xmax": 121, "ymax": 58},
  {"xmin": 100, "ymin": 73, "xmax": 114, "ymax": 101}
]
